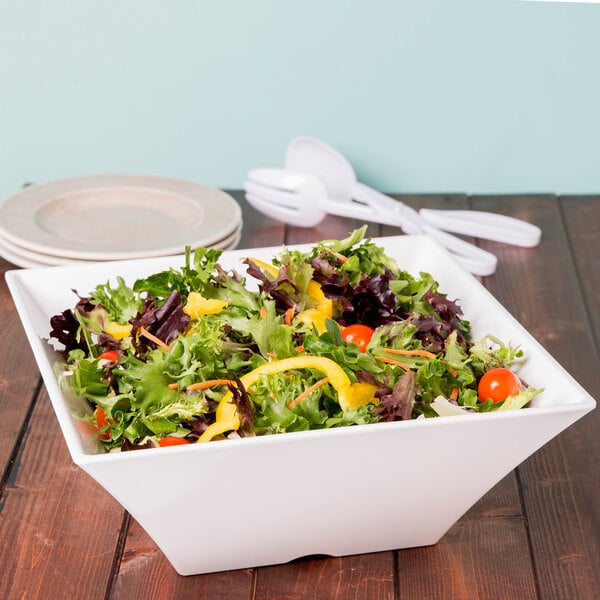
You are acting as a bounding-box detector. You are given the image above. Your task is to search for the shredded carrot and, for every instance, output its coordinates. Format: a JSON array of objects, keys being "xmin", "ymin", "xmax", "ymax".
[
  {"xmin": 186, "ymin": 379, "xmax": 237, "ymax": 391},
  {"xmin": 375, "ymin": 356, "xmax": 411, "ymax": 371},
  {"xmin": 139, "ymin": 326, "xmax": 170, "ymax": 351},
  {"xmin": 167, "ymin": 382, "xmax": 179, "ymax": 390},
  {"xmin": 448, "ymin": 367, "xmax": 457, "ymax": 377},
  {"xmin": 284, "ymin": 307, "xmax": 295, "ymax": 326},
  {"xmin": 260, "ymin": 306, "xmax": 267, "ymax": 319},
  {"xmin": 296, "ymin": 346, "xmax": 304, "ymax": 354},
  {"xmin": 288, "ymin": 377, "xmax": 330, "ymax": 409},
  {"xmin": 384, "ymin": 348, "xmax": 437, "ymax": 359},
  {"xmin": 323, "ymin": 247, "xmax": 349, "ymax": 263},
  {"xmin": 450, "ymin": 386, "xmax": 459, "ymax": 401},
  {"xmin": 266, "ymin": 352, "xmax": 277, "ymax": 359}
]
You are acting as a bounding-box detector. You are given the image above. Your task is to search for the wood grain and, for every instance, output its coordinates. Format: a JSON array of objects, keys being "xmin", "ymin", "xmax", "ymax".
[
  {"xmin": 397, "ymin": 517, "xmax": 538, "ymax": 600},
  {"xmin": 0, "ymin": 256, "xmax": 41, "ymax": 474},
  {"xmin": 0, "ymin": 388, "xmax": 124, "ymax": 600},
  {"xmin": 254, "ymin": 552, "xmax": 395, "ymax": 600},
  {"xmin": 109, "ymin": 519, "xmax": 254, "ymax": 600}
]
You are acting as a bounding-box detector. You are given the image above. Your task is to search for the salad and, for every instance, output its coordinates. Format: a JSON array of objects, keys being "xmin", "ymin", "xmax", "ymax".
[{"xmin": 48, "ymin": 227, "xmax": 542, "ymax": 451}]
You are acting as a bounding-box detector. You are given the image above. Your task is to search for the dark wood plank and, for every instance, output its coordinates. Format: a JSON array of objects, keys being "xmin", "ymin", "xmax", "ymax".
[
  {"xmin": 1, "ymin": 244, "xmax": 126, "ymax": 598},
  {"xmin": 396, "ymin": 517, "xmax": 538, "ymax": 600},
  {"xmin": 561, "ymin": 196, "xmax": 600, "ymax": 337},
  {"xmin": 0, "ymin": 388, "xmax": 124, "ymax": 600},
  {"xmin": 254, "ymin": 552, "xmax": 395, "ymax": 600},
  {"xmin": 109, "ymin": 520, "xmax": 254, "ymax": 600},
  {"xmin": 472, "ymin": 194, "xmax": 600, "ymax": 600},
  {"xmin": 471, "ymin": 195, "xmax": 579, "ymax": 345},
  {"xmin": 0, "ymin": 257, "xmax": 42, "ymax": 474},
  {"xmin": 230, "ymin": 190, "xmax": 286, "ymax": 250},
  {"xmin": 557, "ymin": 195, "xmax": 600, "ymax": 600}
]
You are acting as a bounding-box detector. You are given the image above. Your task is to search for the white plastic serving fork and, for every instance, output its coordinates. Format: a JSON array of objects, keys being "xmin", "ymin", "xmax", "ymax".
[{"xmin": 243, "ymin": 136, "xmax": 542, "ymax": 276}]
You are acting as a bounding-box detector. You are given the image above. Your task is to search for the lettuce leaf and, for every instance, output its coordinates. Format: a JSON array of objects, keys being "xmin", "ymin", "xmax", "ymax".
[{"xmin": 91, "ymin": 276, "xmax": 142, "ymax": 323}]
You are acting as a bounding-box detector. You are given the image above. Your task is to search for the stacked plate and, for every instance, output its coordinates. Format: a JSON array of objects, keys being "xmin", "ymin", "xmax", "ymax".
[{"xmin": 0, "ymin": 175, "xmax": 243, "ymax": 269}]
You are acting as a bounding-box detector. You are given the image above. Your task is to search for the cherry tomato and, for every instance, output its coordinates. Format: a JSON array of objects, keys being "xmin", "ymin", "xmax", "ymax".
[
  {"xmin": 158, "ymin": 436, "xmax": 191, "ymax": 447},
  {"xmin": 98, "ymin": 350, "xmax": 118, "ymax": 362},
  {"xmin": 477, "ymin": 367, "xmax": 523, "ymax": 403},
  {"xmin": 341, "ymin": 324, "xmax": 375, "ymax": 353},
  {"xmin": 95, "ymin": 407, "xmax": 113, "ymax": 440}
]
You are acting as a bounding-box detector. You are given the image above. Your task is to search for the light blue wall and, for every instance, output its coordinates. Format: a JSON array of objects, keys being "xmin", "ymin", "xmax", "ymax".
[{"xmin": 1, "ymin": 1, "xmax": 599, "ymax": 199}]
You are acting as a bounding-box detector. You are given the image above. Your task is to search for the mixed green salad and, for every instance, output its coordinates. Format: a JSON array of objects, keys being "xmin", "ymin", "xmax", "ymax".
[{"xmin": 49, "ymin": 227, "xmax": 542, "ymax": 451}]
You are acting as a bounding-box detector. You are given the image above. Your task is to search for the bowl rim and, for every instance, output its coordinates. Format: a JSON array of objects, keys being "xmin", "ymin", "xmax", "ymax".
[{"xmin": 6, "ymin": 234, "xmax": 596, "ymax": 467}]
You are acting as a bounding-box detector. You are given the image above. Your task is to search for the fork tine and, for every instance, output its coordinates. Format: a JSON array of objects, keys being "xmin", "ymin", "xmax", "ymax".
[
  {"xmin": 245, "ymin": 193, "xmax": 325, "ymax": 227},
  {"xmin": 243, "ymin": 180, "xmax": 299, "ymax": 209}
]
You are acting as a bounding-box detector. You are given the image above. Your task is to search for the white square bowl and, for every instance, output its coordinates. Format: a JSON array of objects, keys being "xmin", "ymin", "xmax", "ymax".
[{"xmin": 5, "ymin": 235, "xmax": 595, "ymax": 576}]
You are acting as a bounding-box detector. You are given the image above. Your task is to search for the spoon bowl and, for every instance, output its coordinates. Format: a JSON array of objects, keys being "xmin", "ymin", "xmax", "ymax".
[{"xmin": 285, "ymin": 136, "xmax": 358, "ymax": 200}]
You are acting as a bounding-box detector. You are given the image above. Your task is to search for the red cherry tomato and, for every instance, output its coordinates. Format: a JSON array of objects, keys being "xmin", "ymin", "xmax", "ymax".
[
  {"xmin": 98, "ymin": 350, "xmax": 118, "ymax": 362},
  {"xmin": 158, "ymin": 436, "xmax": 191, "ymax": 447},
  {"xmin": 341, "ymin": 324, "xmax": 375, "ymax": 353},
  {"xmin": 477, "ymin": 367, "xmax": 523, "ymax": 403},
  {"xmin": 95, "ymin": 407, "xmax": 113, "ymax": 440}
]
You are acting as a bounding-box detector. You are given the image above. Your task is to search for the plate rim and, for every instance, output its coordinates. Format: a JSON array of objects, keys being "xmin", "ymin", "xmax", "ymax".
[
  {"xmin": 0, "ymin": 174, "xmax": 242, "ymax": 260},
  {"xmin": 0, "ymin": 221, "xmax": 243, "ymax": 268}
]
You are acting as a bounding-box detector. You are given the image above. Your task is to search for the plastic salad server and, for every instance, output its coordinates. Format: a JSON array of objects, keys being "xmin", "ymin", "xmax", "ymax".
[{"xmin": 244, "ymin": 168, "xmax": 498, "ymax": 276}]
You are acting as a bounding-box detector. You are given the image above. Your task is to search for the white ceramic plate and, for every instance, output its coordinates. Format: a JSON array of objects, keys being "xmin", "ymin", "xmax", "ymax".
[
  {"xmin": 0, "ymin": 221, "xmax": 243, "ymax": 269},
  {"xmin": 0, "ymin": 175, "xmax": 242, "ymax": 261},
  {"xmin": 5, "ymin": 235, "xmax": 595, "ymax": 575}
]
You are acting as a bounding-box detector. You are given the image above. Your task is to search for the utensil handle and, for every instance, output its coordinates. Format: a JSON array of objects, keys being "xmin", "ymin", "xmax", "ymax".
[
  {"xmin": 422, "ymin": 225, "xmax": 498, "ymax": 276},
  {"xmin": 342, "ymin": 184, "xmax": 497, "ymax": 275},
  {"xmin": 419, "ymin": 209, "xmax": 542, "ymax": 248},
  {"xmin": 349, "ymin": 183, "xmax": 498, "ymax": 274},
  {"xmin": 350, "ymin": 183, "xmax": 424, "ymax": 235}
]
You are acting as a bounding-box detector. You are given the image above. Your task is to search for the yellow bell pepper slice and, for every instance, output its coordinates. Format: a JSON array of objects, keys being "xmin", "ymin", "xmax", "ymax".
[
  {"xmin": 196, "ymin": 389, "xmax": 240, "ymax": 443},
  {"xmin": 183, "ymin": 291, "xmax": 228, "ymax": 318},
  {"xmin": 197, "ymin": 355, "xmax": 353, "ymax": 443},
  {"xmin": 247, "ymin": 257, "xmax": 279, "ymax": 279},
  {"xmin": 104, "ymin": 321, "xmax": 132, "ymax": 340},
  {"xmin": 346, "ymin": 382, "xmax": 380, "ymax": 411},
  {"xmin": 295, "ymin": 308, "xmax": 330, "ymax": 335},
  {"xmin": 308, "ymin": 284, "xmax": 333, "ymax": 317},
  {"xmin": 248, "ymin": 257, "xmax": 333, "ymax": 317}
]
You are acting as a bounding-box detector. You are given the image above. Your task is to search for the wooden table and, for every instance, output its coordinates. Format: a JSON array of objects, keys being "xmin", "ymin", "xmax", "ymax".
[{"xmin": 1, "ymin": 193, "xmax": 598, "ymax": 600}]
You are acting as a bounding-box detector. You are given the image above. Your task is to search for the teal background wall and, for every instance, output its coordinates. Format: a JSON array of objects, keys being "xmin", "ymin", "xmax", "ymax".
[{"xmin": 1, "ymin": 0, "xmax": 599, "ymax": 199}]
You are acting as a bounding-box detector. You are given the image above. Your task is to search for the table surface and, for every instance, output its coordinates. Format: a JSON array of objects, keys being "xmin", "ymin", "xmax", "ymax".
[{"xmin": 0, "ymin": 192, "xmax": 598, "ymax": 600}]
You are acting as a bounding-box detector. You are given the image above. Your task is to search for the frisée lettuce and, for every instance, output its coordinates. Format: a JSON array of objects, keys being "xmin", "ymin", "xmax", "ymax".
[{"xmin": 48, "ymin": 227, "xmax": 543, "ymax": 451}]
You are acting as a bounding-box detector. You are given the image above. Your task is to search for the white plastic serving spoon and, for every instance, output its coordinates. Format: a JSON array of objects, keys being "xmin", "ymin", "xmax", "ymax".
[{"xmin": 284, "ymin": 136, "xmax": 542, "ymax": 248}]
